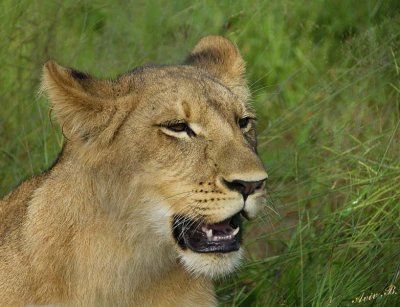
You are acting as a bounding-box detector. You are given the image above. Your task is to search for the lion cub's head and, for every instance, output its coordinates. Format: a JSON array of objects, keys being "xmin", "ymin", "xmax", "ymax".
[{"xmin": 42, "ymin": 36, "xmax": 267, "ymax": 278}]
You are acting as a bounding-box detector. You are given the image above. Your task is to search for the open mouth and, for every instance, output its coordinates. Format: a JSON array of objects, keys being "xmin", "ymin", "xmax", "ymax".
[{"xmin": 172, "ymin": 211, "xmax": 244, "ymax": 253}]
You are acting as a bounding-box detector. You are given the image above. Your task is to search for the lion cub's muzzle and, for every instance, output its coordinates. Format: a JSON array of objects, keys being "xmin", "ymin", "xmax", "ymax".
[{"xmin": 172, "ymin": 177, "xmax": 267, "ymax": 253}]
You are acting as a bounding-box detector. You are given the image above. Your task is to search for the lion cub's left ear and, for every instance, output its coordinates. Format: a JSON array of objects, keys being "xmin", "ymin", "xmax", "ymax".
[{"xmin": 185, "ymin": 36, "xmax": 249, "ymax": 100}]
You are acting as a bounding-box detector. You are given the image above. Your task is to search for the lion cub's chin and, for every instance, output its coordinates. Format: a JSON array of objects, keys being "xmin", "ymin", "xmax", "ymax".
[{"xmin": 178, "ymin": 248, "xmax": 244, "ymax": 278}]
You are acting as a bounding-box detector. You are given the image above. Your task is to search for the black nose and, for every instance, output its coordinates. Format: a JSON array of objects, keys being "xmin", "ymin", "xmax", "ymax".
[{"xmin": 223, "ymin": 179, "xmax": 266, "ymax": 201}]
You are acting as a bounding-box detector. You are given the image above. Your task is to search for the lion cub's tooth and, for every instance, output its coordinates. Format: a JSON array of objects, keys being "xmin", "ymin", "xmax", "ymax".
[
  {"xmin": 232, "ymin": 227, "xmax": 240, "ymax": 236},
  {"xmin": 206, "ymin": 229, "xmax": 213, "ymax": 240}
]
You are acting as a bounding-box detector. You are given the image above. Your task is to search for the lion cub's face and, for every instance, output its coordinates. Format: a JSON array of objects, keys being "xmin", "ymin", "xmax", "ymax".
[{"xmin": 43, "ymin": 36, "xmax": 267, "ymax": 277}]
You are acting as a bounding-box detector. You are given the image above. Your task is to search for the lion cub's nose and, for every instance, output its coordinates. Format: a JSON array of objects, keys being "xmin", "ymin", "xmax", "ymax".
[{"xmin": 223, "ymin": 178, "xmax": 266, "ymax": 201}]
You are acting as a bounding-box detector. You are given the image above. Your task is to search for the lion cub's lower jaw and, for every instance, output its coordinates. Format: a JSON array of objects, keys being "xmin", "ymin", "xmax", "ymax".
[
  {"xmin": 179, "ymin": 248, "xmax": 243, "ymax": 278},
  {"xmin": 145, "ymin": 197, "xmax": 244, "ymax": 279}
]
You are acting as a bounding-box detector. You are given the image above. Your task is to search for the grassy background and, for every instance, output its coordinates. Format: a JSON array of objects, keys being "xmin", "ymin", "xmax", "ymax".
[{"xmin": 1, "ymin": 0, "xmax": 399, "ymax": 306}]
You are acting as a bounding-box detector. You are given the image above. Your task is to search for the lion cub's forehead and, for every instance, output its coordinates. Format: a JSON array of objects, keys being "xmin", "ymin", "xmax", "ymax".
[{"xmin": 132, "ymin": 65, "xmax": 247, "ymax": 121}]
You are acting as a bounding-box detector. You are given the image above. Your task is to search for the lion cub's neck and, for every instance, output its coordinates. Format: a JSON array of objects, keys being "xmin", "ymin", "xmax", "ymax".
[{"xmin": 26, "ymin": 148, "xmax": 209, "ymax": 305}]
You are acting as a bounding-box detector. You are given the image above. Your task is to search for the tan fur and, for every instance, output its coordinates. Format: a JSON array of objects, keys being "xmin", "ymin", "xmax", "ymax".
[{"xmin": 0, "ymin": 36, "xmax": 267, "ymax": 306}]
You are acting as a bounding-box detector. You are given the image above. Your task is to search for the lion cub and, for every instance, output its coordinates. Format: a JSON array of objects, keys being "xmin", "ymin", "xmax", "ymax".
[{"xmin": 0, "ymin": 36, "xmax": 267, "ymax": 306}]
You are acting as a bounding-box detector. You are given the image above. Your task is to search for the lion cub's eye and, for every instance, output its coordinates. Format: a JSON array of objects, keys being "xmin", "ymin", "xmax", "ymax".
[
  {"xmin": 238, "ymin": 117, "xmax": 252, "ymax": 129},
  {"xmin": 161, "ymin": 121, "xmax": 196, "ymax": 137}
]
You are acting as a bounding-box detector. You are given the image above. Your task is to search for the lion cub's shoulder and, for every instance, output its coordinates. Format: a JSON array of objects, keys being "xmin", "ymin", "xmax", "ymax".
[{"xmin": 0, "ymin": 174, "xmax": 46, "ymax": 240}]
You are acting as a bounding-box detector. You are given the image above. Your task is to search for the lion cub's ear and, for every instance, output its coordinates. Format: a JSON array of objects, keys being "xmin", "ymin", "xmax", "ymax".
[
  {"xmin": 42, "ymin": 61, "xmax": 127, "ymax": 145},
  {"xmin": 185, "ymin": 36, "xmax": 249, "ymax": 99}
]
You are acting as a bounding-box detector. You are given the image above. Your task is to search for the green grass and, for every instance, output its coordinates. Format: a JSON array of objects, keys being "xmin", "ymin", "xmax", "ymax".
[{"xmin": 1, "ymin": 1, "xmax": 399, "ymax": 306}]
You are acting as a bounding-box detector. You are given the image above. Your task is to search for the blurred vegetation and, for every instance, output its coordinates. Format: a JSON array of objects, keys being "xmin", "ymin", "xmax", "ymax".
[{"xmin": 1, "ymin": 0, "xmax": 399, "ymax": 306}]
